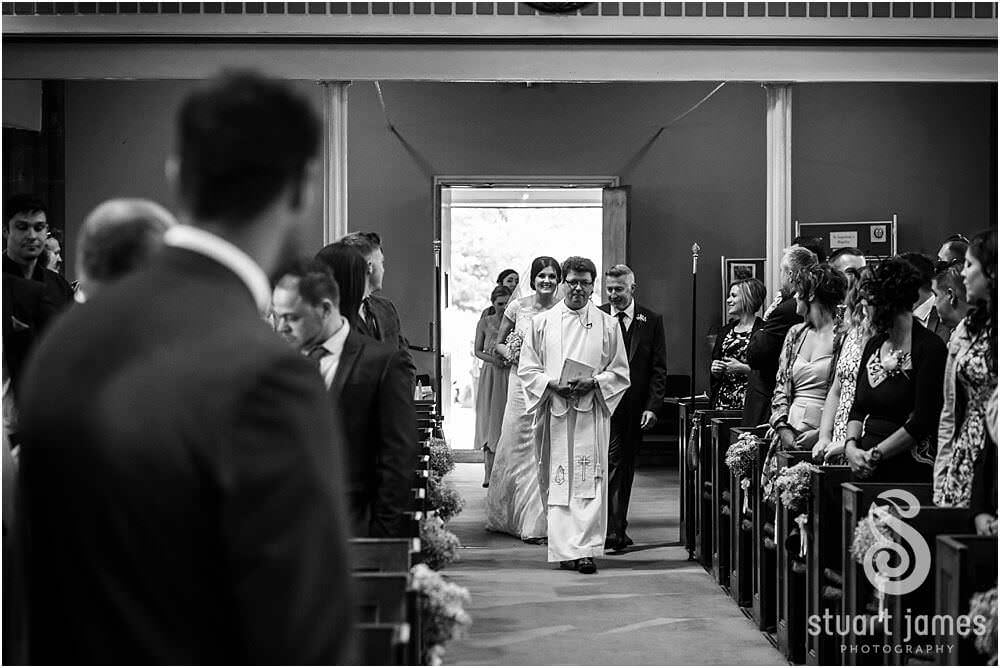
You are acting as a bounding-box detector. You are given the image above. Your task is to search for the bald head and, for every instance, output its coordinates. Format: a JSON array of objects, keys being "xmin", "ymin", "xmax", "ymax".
[{"xmin": 77, "ymin": 198, "xmax": 177, "ymax": 300}]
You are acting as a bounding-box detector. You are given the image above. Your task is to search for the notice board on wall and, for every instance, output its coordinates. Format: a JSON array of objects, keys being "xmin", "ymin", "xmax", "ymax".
[{"xmin": 794, "ymin": 214, "xmax": 898, "ymax": 261}]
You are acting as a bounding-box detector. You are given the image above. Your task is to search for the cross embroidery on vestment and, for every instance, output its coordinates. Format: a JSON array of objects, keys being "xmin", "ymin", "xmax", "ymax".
[{"xmin": 576, "ymin": 455, "xmax": 591, "ymax": 482}]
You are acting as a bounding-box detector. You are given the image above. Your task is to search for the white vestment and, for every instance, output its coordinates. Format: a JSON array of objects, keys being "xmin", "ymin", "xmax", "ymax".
[{"xmin": 518, "ymin": 300, "xmax": 631, "ymax": 562}]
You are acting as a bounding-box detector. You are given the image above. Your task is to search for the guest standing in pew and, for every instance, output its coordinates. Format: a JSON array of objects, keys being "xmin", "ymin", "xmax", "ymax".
[
  {"xmin": 302, "ymin": 250, "xmax": 419, "ymax": 538},
  {"xmin": 935, "ymin": 229, "xmax": 997, "ymax": 507},
  {"xmin": 480, "ymin": 269, "xmax": 520, "ymax": 318},
  {"xmin": 16, "ymin": 72, "xmax": 355, "ymax": 664},
  {"xmin": 760, "ymin": 264, "xmax": 846, "ymax": 495},
  {"xmin": 938, "ymin": 233, "xmax": 969, "ymax": 264},
  {"xmin": 813, "ymin": 266, "xmax": 874, "ymax": 464},
  {"xmin": 600, "ymin": 264, "xmax": 668, "ymax": 551},
  {"xmin": 903, "ymin": 251, "xmax": 953, "ymax": 343},
  {"xmin": 474, "ymin": 285, "xmax": 513, "ymax": 487},
  {"xmin": 710, "ymin": 277, "xmax": 765, "ymax": 411},
  {"xmin": 969, "ymin": 388, "xmax": 997, "ymax": 536},
  {"xmin": 844, "ymin": 256, "xmax": 948, "ymax": 484},
  {"xmin": 742, "ymin": 245, "xmax": 817, "ymax": 427}
]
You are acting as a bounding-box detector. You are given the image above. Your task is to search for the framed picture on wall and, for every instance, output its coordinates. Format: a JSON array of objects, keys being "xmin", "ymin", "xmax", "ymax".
[
  {"xmin": 794, "ymin": 214, "xmax": 898, "ymax": 262},
  {"xmin": 720, "ymin": 256, "xmax": 766, "ymax": 319}
]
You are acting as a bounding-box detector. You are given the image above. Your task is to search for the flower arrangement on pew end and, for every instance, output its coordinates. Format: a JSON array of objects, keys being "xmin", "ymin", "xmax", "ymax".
[
  {"xmin": 772, "ymin": 461, "xmax": 820, "ymax": 513},
  {"xmin": 967, "ymin": 586, "xmax": 998, "ymax": 664},
  {"xmin": 410, "ymin": 563, "xmax": 473, "ymax": 666},
  {"xmin": 849, "ymin": 511, "xmax": 892, "ymax": 565},
  {"xmin": 413, "ymin": 433, "xmax": 472, "ymax": 665},
  {"xmin": 725, "ymin": 432, "xmax": 759, "ymax": 513}
]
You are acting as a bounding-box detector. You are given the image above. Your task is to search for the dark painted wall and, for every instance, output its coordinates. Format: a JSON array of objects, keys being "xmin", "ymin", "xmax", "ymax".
[{"xmin": 50, "ymin": 79, "xmax": 996, "ymax": 392}]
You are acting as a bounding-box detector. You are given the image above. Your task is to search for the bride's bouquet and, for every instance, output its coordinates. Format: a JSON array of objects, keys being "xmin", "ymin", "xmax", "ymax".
[{"xmin": 503, "ymin": 330, "xmax": 524, "ymax": 365}]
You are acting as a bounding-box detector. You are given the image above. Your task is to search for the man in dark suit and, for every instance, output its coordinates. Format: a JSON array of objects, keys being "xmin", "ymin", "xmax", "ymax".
[
  {"xmin": 273, "ymin": 261, "xmax": 417, "ymax": 538},
  {"xmin": 2, "ymin": 274, "xmax": 55, "ymax": 401},
  {"xmin": 3, "ymin": 194, "xmax": 75, "ymax": 310},
  {"xmin": 599, "ymin": 265, "xmax": 667, "ymax": 551},
  {"xmin": 742, "ymin": 245, "xmax": 817, "ymax": 427},
  {"xmin": 17, "ymin": 72, "xmax": 355, "ymax": 665}
]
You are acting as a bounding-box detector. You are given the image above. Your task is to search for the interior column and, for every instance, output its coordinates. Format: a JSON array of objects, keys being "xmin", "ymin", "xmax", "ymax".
[
  {"xmin": 764, "ymin": 83, "xmax": 793, "ymax": 299},
  {"xmin": 320, "ymin": 80, "xmax": 350, "ymax": 244}
]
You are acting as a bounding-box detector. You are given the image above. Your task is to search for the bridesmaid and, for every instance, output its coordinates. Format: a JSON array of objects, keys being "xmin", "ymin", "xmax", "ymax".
[{"xmin": 473, "ymin": 285, "xmax": 512, "ymax": 487}]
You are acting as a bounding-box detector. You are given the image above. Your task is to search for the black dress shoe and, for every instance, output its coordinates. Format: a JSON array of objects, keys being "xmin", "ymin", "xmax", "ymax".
[
  {"xmin": 577, "ymin": 557, "xmax": 597, "ymax": 574},
  {"xmin": 559, "ymin": 560, "xmax": 578, "ymax": 571},
  {"xmin": 605, "ymin": 536, "xmax": 626, "ymax": 551},
  {"xmin": 624, "ymin": 534, "xmax": 634, "ymax": 546}
]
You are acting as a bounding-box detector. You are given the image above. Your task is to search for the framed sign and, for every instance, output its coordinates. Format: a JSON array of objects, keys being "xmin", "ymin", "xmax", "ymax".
[
  {"xmin": 720, "ymin": 256, "xmax": 766, "ymax": 319},
  {"xmin": 794, "ymin": 214, "xmax": 898, "ymax": 261}
]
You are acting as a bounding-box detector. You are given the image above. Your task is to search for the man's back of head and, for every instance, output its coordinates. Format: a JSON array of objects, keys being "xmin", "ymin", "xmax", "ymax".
[
  {"xmin": 76, "ymin": 198, "xmax": 177, "ymax": 301},
  {"xmin": 175, "ymin": 71, "xmax": 319, "ymax": 230}
]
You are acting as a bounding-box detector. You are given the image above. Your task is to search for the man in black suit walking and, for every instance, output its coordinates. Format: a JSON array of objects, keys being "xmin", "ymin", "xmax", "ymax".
[
  {"xmin": 742, "ymin": 245, "xmax": 817, "ymax": 427},
  {"xmin": 18, "ymin": 72, "xmax": 355, "ymax": 665},
  {"xmin": 273, "ymin": 261, "xmax": 417, "ymax": 538},
  {"xmin": 599, "ymin": 265, "xmax": 668, "ymax": 551}
]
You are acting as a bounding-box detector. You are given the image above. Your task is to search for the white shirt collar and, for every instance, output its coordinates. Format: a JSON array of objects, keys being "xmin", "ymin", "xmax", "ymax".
[
  {"xmin": 913, "ymin": 294, "xmax": 935, "ymax": 324},
  {"xmin": 316, "ymin": 319, "xmax": 351, "ymax": 357},
  {"xmin": 164, "ymin": 225, "xmax": 271, "ymax": 314}
]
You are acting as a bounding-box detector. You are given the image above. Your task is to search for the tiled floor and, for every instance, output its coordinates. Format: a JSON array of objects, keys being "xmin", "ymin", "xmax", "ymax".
[{"xmin": 440, "ymin": 463, "xmax": 784, "ymax": 665}]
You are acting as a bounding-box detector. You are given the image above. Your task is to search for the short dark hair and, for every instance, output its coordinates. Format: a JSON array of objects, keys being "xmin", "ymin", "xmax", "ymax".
[
  {"xmin": 281, "ymin": 259, "xmax": 340, "ymax": 309},
  {"xmin": 496, "ymin": 268, "xmax": 518, "ymax": 284},
  {"xmin": 828, "ymin": 247, "xmax": 863, "ymax": 263},
  {"xmin": 861, "ymin": 256, "xmax": 923, "ymax": 334},
  {"xmin": 933, "ymin": 259, "xmax": 966, "ymax": 301},
  {"xmin": 5, "ymin": 194, "xmax": 47, "ymax": 228},
  {"xmin": 529, "ymin": 256, "xmax": 562, "ymax": 287},
  {"xmin": 338, "ymin": 231, "xmax": 382, "ymax": 259},
  {"xmin": 940, "ymin": 235, "xmax": 969, "ymax": 263},
  {"xmin": 315, "ymin": 243, "xmax": 367, "ymax": 327},
  {"xmin": 561, "ymin": 256, "xmax": 597, "ymax": 282},
  {"xmin": 792, "ymin": 235, "xmax": 827, "ymax": 263},
  {"xmin": 900, "ymin": 252, "xmax": 936, "ymax": 290},
  {"xmin": 80, "ymin": 206, "xmax": 173, "ymax": 284},
  {"xmin": 176, "ymin": 71, "xmax": 319, "ymax": 226}
]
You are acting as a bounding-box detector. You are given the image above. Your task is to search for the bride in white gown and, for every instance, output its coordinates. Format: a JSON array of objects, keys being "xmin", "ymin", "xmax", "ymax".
[{"xmin": 484, "ymin": 256, "xmax": 563, "ymax": 541}]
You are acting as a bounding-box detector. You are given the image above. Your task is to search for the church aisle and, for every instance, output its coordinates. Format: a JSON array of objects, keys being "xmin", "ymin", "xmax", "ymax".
[{"xmin": 442, "ymin": 463, "xmax": 784, "ymax": 665}]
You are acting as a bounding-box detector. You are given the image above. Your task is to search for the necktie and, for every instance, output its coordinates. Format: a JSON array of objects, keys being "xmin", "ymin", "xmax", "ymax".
[
  {"xmin": 616, "ymin": 311, "xmax": 631, "ymax": 348},
  {"xmin": 362, "ymin": 298, "xmax": 380, "ymax": 340},
  {"xmin": 306, "ymin": 344, "xmax": 330, "ymax": 366}
]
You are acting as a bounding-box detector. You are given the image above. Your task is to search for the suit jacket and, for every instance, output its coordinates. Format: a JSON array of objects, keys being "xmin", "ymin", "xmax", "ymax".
[
  {"xmin": 17, "ymin": 247, "xmax": 355, "ymax": 665},
  {"xmin": 2, "ymin": 274, "xmax": 57, "ymax": 396},
  {"xmin": 359, "ymin": 293, "xmax": 416, "ymax": 381},
  {"xmin": 332, "ymin": 328, "xmax": 418, "ymax": 538},
  {"xmin": 743, "ymin": 296, "xmax": 802, "ymax": 427},
  {"xmin": 925, "ymin": 305, "xmax": 953, "ymax": 345},
  {"xmin": 2, "ymin": 253, "xmax": 74, "ymax": 312},
  {"xmin": 599, "ymin": 303, "xmax": 668, "ymax": 441}
]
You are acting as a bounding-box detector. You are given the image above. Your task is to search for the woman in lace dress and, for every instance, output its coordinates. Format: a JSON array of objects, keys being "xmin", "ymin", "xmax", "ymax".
[
  {"xmin": 485, "ymin": 256, "xmax": 562, "ymax": 541},
  {"xmin": 934, "ymin": 229, "xmax": 997, "ymax": 506},
  {"xmin": 709, "ymin": 278, "xmax": 765, "ymax": 410},
  {"xmin": 813, "ymin": 266, "xmax": 873, "ymax": 463}
]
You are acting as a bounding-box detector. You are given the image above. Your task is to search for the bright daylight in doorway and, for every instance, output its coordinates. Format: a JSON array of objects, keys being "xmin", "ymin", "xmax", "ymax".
[{"xmin": 442, "ymin": 187, "xmax": 604, "ymax": 450}]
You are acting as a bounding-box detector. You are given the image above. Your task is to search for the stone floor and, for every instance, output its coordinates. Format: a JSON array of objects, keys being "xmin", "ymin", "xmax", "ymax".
[{"xmin": 440, "ymin": 463, "xmax": 784, "ymax": 665}]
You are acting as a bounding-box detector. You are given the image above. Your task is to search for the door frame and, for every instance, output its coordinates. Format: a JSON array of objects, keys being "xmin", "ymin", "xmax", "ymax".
[{"xmin": 432, "ymin": 174, "xmax": 622, "ymax": 448}]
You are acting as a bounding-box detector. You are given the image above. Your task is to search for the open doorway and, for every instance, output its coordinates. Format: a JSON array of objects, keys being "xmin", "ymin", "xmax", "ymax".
[{"xmin": 435, "ymin": 177, "xmax": 626, "ymax": 456}]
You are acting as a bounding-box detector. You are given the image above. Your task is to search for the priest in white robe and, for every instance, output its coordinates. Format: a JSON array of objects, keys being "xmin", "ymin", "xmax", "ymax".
[{"xmin": 518, "ymin": 256, "xmax": 631, "ymax": 574}]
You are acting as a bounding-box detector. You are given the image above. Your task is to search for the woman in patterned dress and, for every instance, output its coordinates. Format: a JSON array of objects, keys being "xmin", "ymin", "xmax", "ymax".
[
  {"xmin": 812, "ymin": 266, "xmax": 873, "ymax": 463},
  {"xmin": 934, "ymin": 229, "xmax": 997, "ymax": 507},
  {"xmin": 710, "ymin": 278, "xmax": 765, "ymax": 410}
]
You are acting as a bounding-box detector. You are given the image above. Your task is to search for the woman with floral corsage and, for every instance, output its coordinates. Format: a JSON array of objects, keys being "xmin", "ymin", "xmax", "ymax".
[
  {"xmin": 935, "ymin": 228, "xmax": 997, "ymax": 507},
  {"xmin": 485, "ymin": 256, "xmax": 562, "ymax": 541},
  {"xmin": 845, "ymin": 256, "xmax": 948, "ymax": 483}
]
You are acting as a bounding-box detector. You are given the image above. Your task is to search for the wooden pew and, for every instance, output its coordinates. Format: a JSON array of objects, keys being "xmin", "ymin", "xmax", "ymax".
[
  {"xmin": 693, "ymin": 409, "xmax": 743, "ymax": 570},
  {"xmin": 805, "ymin": 464, "xmax": 852, "ymax": 666},
  {"xmin": 729, "ymin": 426, "xmax": 768, "ymax": 609},
  {"xmin": 357, "ymin": 622, "xmax": 410, "ymax": 665},
  {"xmin": 710, "ymin": 415, "xmax": 745, "ymax": 588},
  {"xmin": 351, "ymin": 537, "xmax": 419, "ymax": 572},
  {"xmin": 840, "ymin": 483, "xmax": 932, "ymax": 666},
  {"xmin": 883, "ymin": 507, "xmax": 973, "ymax": 666},
  {"xmin": 667, "ymin": 397, "xmax": 710, "ymax": 558},
  {"xmin": 774, "ymin": 449, "xmax": 814, "ymax": 664},
  {"xmin": 935, "ymin": 534, "xmax": 999, "ymax": 666},
  {"xmin": 752, "ymin": 433, "xmax": 777, "ymax": 635},
  {"xmin": 355, "ymin": 572, "xmax": 410, "ymax": 624}
]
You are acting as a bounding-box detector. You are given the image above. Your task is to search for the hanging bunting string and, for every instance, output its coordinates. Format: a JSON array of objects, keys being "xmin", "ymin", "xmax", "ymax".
[
  {"xmin": 619, "ymin": 81, "xmax": 728, "ymax": 176},
  {"xmin": 373, "ymin": 81, "xmax": 436, "ymax": 178}
]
